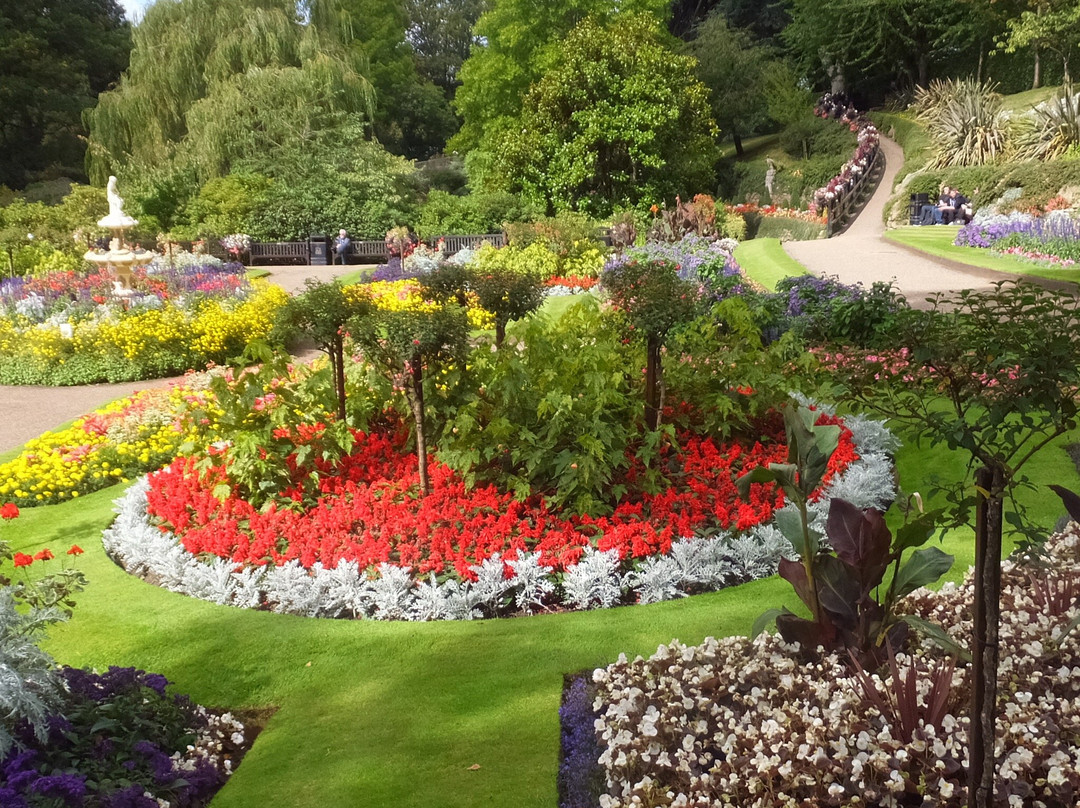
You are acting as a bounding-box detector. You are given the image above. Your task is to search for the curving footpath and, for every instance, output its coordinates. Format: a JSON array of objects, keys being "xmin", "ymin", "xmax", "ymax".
[
  {"xmin": 0, "ymin": 264, "xmax": 357, "ymax": 454},
  {"xmin": 783, "ymin": 136, "xmax": 1032, "ymax": 305}
]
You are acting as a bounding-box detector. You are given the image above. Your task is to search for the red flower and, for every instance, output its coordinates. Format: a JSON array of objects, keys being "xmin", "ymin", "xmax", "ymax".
[
  {"xmin": 33, "ymin": 548, "xmax": 54, "ymax": 562},
  {"xmin": 67, "ymin": 544, "xmax": 84, "ymax": 556},
  {"xmin": 12, "ymin": 552, "xmax": 33, "ymax": 568},
  {"xmin": 1, "ymin": 503, "xmax": 19, "ymax": 519}
]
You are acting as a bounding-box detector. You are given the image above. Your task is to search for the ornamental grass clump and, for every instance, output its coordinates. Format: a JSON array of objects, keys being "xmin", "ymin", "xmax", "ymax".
[{"xmin": 589, "ymin": 523, "xmax": 1080, "ymax": 807}]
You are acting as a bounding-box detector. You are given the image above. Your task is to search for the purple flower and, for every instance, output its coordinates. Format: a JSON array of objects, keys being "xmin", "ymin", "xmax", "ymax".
[{"xmin": 558, "ymin": 675, "xmax": 604, "ymax": 808}]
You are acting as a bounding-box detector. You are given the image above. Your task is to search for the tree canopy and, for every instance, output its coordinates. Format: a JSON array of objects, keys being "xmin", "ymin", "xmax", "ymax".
[
  {"xmin": 451, "ymin": 0, "xmax": 671, "ymax": 153},
  {"xmin": 85, "ymin": 0, "xmax": 373, "ymax": 184},
  {"xmin": 0, "ymin": 0, "xmax": 130, "ymax": 189},
  {"xmin": 683, "ymin": 12, "xmax": 774, "ymax": 155},
  {"xmin": 491, "ymin": 14, "xmax": 718, "ymax": 217}
]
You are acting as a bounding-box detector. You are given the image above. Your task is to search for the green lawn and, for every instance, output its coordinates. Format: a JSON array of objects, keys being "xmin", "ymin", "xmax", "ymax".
[
  {"xmin": 734, "ymin": 237, "xmax": 809, "ymax": 291},
  {"xmin": 13, "ymin": 403, "xmax": 1078, "ymax": 807},
  {"xmin": 885, "ymin": 226, "xmax": 1080, "ymax": 284}
]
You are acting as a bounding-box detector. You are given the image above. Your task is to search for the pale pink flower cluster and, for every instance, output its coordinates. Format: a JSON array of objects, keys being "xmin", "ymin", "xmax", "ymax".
[{"xmin": 592, "ymin": 524, "xmax": 1080, "ymax": 807}]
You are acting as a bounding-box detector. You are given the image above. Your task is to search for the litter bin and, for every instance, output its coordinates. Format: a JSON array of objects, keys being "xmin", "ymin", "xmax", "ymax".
[
  {"xmin": 309, "ymin": 234, "xmax": 328, "ymax": 266},
  {"xmin": 909, "ymin": 193, "xmax": 929, "ymax": 225}
]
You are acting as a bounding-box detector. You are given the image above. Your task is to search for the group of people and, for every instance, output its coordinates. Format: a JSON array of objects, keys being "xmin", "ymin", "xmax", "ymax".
[{"xmin": 917, "ymin": 185, "xmax": 973, "ymax": 225}]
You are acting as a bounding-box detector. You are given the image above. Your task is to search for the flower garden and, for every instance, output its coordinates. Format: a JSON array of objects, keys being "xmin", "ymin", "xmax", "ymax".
[
  {"xmin": 0, "ymin": 257, "xmax": 289, "ymax": 385},
  {"xmin": 5, "ymin": 167, "xmax": 1080, "ymax": 808}
]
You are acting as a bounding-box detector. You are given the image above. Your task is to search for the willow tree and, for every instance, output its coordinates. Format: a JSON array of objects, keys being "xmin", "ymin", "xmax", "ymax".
[{"xmin": 85, "ymin": 0, "xmax": 374, "ymax": 184}]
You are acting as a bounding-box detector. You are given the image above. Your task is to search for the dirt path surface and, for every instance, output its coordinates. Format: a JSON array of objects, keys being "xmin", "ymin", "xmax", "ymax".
[
  {"xmin": 0, "ymin": 264, "xmax": 360, "ymax": 454},
  {"xmin": 782, "ymin": 136, "xmax": 1014, "ymax": 305}
]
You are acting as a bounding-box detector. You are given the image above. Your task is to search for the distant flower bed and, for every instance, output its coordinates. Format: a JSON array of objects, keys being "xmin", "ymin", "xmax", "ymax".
[
  {"xmin": 725, "ymin": 203, "xmax": 826, "ymax": 224},
  {"xmin": 104, "ymin": 405, "xmax": 899, "ymax": 620},
  {"xmin": 545, "ymin": 275, "xmax": 599, "ymax": 296},
  {"xmin": 955, "ymin": 210, "xmax": 1080, "ymax": 267},
  {"xmin": 0, "ymin": 666, "xmax": 247, "ymax": 808},
  {"xmin": 343, "ymin": 279, "xmax": 494, "ymax": 330},
  {"xmin": 0, "ymin": 372, "xmax": 216, "ymax": 507},
  {"xmin": 0, "ymin": 265, "xmax": 288, "ymax": 385},
  {"xmin": 584, "ymin": 523, "xmax": 1080, "ymax": 807}
]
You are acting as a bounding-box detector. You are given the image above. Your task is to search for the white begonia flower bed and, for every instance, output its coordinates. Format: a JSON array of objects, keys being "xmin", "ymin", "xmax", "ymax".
[
  {"xmin": 102, "ymin": 404, "xmax": 898, "ymax": 620},
  {"xmin": 589, "ymin": 524, "xmax": 1080, "ymax": 807}
]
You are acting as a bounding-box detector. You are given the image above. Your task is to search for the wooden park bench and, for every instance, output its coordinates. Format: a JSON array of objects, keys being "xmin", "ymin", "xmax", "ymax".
[{"xmin": 249, "ymin": 241, "xmax": 309, "ymax": 266}]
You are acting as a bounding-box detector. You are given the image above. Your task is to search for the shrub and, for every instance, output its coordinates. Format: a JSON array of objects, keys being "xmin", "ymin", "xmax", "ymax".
[
  {"xmin": 914, "ymin": 78, "xmax": 1012, "ymax": 167},
  {"xmin": 414, "ymin": 190, "xmax": 539, "ymax": 238}
]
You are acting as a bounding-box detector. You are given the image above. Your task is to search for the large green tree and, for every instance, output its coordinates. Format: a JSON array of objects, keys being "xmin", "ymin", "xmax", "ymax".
[
  {"xmin": 782, "ymin": 0, "xmax": 973, "ymax": 93},
  {"xmin": 85, "ymin": 0, "xmax": 373, "ymax": 184},
  {"xmin": 999, "ymin": 0, "xmax": 1080, "ymax": 84},
  {"xmin": 683, "ymin": 12, "xmax": 773, "ymax": 156},
  {"xmin": 450, "ymin": 0, "xmax": 670, "ymax": 153},
  {"xmin": 0, "ymin": 0, "xmax": 130, "ymax": 189},
  {"xmin": 339, "ymin": 0, "xmax": 458, "ymax": 158},
  {"xmin": 404, "ymin": 0, "xmax": 485, "ymax": 95},
  {"xmin": 491, "ymin": 15, "xmax": 718, "ymax": 217}
]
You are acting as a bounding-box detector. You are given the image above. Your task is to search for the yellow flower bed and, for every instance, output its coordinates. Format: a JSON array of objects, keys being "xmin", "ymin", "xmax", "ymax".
[
  {"xmin": 345, "ymin": 280, "xmax": 495, "ymax": 330},
  {"xmin": 0, "ymin": 281, "xmax": 288, "ymax": 381},
  {"xmin": 0, "ymin": 374, "xmax": 217, "ymax": 507}
]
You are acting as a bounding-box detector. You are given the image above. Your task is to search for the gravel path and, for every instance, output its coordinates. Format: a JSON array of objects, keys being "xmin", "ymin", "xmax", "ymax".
[{"xmin": 0, "ymin": 264, "xmax": 363, "ymax": 454}]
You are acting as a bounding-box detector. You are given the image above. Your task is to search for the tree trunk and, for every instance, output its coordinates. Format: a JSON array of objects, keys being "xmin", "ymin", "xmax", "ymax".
[
  {"xmin": 917, "ymin": 53, "xmax": 929, "ymax": 90},
  {"xmin": 1033, "ymin": 45, "xmax": 1041, "ymax": 90},
  {"xmin": 969, "ymin": 464, "xmax": 1003, "ymax": 808},
  {"xmin": 332, "ymin": 336, "xmax": 347, "ymax": 423},
  {"xmin": 645, "ymin": 336, "xmax": 662, "ymax": 431},
  {"xmin": 495, "ymin": 319, "xmax": 506, "ymax": 349},
  {"xmin": 408, "ymin": 354, "xmax": 430, "ymax": 496},
  {"xmin": 733, "ymin": 133, "xmax": 744, "ymax": 157},
  {"xmin": 976, "ymin": 43, "xmax": 985, "ymax": 84}
]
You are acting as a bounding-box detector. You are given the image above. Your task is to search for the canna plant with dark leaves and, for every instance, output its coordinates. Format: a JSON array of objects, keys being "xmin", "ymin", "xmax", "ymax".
[{"xmin": 738, "ymin": 404, "xmax": 957, "ymax": 666}]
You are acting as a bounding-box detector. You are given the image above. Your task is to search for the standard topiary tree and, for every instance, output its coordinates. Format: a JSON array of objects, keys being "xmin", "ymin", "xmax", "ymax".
[
  {"xmin": 273, "ymin": 279, "xmax": 372, "ymax": 423},
  {"xmin": 601, "ymin": 258, "xmax": 702, "ymax": 431},
  {"xmin": 353, "ymin": 305, "xmax": 469, "ymax": 495}
]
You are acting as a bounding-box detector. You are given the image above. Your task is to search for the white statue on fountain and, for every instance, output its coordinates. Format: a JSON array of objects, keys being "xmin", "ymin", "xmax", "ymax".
[{"xmin": 99, "ymin": 175, "xmax": 138, "ymax": 229}]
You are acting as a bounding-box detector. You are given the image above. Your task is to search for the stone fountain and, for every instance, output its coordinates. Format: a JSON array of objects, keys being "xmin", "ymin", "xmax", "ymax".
[{"xmin": 83, "ymin": 176, "xmax": 155, "ymax": 291}]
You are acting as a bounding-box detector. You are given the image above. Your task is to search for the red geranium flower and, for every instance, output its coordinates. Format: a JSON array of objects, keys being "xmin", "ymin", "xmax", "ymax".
[
  {"xmin": 67, "ymin": 545, "xmax": 84, "ymax": 556},
  {"xmin": 1, "ymin": 503, "xmax": 19, "ymax": 519},
  {"xmin": 12, "ymin": 552, "xmax": 33, "ymax": 568},
  {"xmin": 33, "ymin": 549, "xmax": 54, "ymax": 562}
]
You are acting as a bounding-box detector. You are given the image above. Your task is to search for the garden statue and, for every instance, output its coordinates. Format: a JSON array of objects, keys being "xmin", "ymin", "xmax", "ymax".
[
  {"xmin": 84, "ymin": 175, "xmax": 153, "ymax": 287},
  {"xmin": 765, "ymin": 159, "xmax": 777, "ymax": 199}
]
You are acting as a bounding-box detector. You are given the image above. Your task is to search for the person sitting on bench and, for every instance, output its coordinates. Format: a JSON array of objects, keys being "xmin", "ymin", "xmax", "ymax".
[
  {"xmin": 919, "ymin": 186, "xmax": 951, "ymax": 225},
  {"xmin": 333, "ymin": 229, "xmax": 351, "ymax": 265},
  {"xmin": 941, "ymin": 188, "xmax": 972, "ymax": 224}
]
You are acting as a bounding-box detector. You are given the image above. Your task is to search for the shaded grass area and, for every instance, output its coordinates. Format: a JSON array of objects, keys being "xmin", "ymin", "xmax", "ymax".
[
  {"xmin": 718, "ymin": 133, "xmax": 780, "ymax": 161},
  {"xmin": 734, "ymin": 237, "xmax": 808, "ymax": 291},
  {"xmin": 16, "ymin": 409, "xmax": 1079, "ymax": 807},
  {"xmin": 885, "ymin": 226, "xmax": 1080, "ymax": 284}
]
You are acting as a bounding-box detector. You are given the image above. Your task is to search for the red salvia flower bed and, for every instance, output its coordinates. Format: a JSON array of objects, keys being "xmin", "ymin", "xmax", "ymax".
[{"xmin": 145, "ymin": 412, "xmax": 856, "ymax": 580}]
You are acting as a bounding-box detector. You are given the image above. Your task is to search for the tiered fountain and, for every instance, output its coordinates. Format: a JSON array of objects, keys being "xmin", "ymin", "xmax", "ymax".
[{"xmin": 83, "ymin": 175, "xmax": 155, "ymax": 291}]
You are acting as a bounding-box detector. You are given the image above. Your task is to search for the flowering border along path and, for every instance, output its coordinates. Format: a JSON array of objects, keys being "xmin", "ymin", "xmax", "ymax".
[{"xmin": 102, "ymin": 404, "xmax": 899, "ymax": 620}]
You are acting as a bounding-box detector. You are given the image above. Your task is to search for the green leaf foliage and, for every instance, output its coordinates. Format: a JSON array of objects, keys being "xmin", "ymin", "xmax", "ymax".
[{"xmin": 490, "ymin": 14, "xmax": 719, "ymax": 217}]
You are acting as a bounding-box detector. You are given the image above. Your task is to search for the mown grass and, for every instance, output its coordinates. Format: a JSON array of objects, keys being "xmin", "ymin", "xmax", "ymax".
[
  {"xmin": 885, "ymin": 226, "xmax": 1080, "ymax": 284},
  {"xmin": 15, "ymin": 401, "xmax": 1079, "ymax": 807},
  {"xmin": 734, "ymin": 237, "xmax": 809, "ymax": 291}
]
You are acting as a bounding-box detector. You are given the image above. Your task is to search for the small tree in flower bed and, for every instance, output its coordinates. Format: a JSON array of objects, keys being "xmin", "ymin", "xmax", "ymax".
[
  {"xmin": 273, "ymin": 279, "xmax": 373, "ymax": 422},
  {"xmin": 601, "ymin": 258, "xmax": 704, "ymax": 431},
  {"xmin": 354, "ymin": 306, "xmax": 470, "ymax": 495},
  {"xmin": 424, "ymin": 262, "xmax": 545, "ymax": 348},
  {"xmin": 820, "ymin": 280, "xmax": 1080, "ymax": 806}
]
